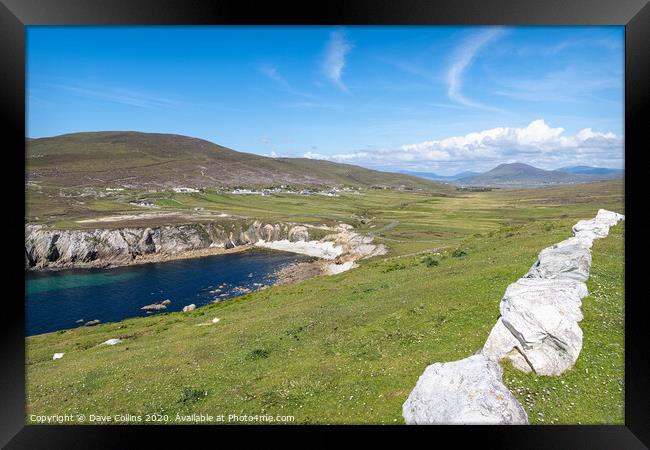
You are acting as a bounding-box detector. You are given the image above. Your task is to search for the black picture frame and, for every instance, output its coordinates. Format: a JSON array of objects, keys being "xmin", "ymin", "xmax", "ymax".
[{"xmin": 1, "ymin": 0, "xmax": 647, "ymax": 447}]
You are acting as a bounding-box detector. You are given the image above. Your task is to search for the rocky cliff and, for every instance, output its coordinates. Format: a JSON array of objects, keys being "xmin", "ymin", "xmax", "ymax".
[{"xmin": 25, "ymin": 220, "xmax": 310, "ymax": 270}]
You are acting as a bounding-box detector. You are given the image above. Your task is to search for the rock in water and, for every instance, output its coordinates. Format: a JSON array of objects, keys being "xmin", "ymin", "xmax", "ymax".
[
  {"xmin": 182, "ymin": 304, "xmax": 196, "ymax": 312},
  {"xmin": 402, "ymin": 354, "xmax": 528, "ymax": 425},
  {"xmin": 141, "ymin": 303, "xmax": 167, "ymax": 311}
]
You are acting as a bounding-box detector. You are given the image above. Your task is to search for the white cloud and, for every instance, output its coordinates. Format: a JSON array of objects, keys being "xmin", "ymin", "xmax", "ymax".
[
  {"xmin": 322, "ymin": 29, "xmax": 352, "ymax": 91},
  {"xmin": 304, "ymin": 119, "xmax": 623, "ymax": 172},
  {"xmin": 446, "ymin": 28, "xmax": 505, "ymax": 110},
  {"xmin": 303, "ymin": 151, "xmax": 330, "ymax": 160}
]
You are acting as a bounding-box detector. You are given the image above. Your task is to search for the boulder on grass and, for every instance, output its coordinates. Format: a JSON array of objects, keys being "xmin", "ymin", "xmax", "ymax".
[
  {"xmin": 402, "ymin": 354, "xmax": 528, "ymax": 425},
  {"xmin": 498, "ymin": 278, "xmax": 588, "ymax": 376},
  {"xmin": 526, "ymin": 238, "xmax": 592, "ymax": 282}
]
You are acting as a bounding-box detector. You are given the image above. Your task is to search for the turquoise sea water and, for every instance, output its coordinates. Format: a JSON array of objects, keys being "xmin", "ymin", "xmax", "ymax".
[{"xmin": 26, "ymin": 249, "xmax": 308, "ymax": 336}]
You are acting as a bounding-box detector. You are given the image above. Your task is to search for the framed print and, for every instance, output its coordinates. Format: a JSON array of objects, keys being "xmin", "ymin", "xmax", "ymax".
[{"xmin": 1, "ymin": 0, "xmax": 648, "ymax": 447}]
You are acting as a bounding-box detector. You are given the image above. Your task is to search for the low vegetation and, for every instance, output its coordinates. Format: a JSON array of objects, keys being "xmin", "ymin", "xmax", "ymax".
[{"xmin": 26, "ymin": 181, "xmax": 624, "ymax": 424}]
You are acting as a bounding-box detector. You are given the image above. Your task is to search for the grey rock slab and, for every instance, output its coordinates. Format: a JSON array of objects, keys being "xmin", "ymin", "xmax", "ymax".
[
  {"xmin": 403, "ymin": 354, "xmax": 528, "ymax": 424},
  {"xmin": 499, "ymin": 278, "xmax": 588, "ymax": 376},
  {"xmin": 526, "ymin": 237, "xmax": 592, "ymax": 282}
]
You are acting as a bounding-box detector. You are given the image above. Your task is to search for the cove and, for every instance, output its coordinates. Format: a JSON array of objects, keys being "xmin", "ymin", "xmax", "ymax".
[{"xmin": 26, "ymin": 249, "xmax": 310, "ymax": 336}]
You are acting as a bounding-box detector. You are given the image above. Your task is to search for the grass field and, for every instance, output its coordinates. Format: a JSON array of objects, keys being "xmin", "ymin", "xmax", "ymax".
[{"xmin": 25, "ymin": 180, "xmax": 624, "ymax": 424}]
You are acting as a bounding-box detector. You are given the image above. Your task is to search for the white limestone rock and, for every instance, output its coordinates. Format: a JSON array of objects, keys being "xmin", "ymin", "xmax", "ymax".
[
  {"xmin": 182, "ymin": 304, "xmax": 196, "ymax": 312},
  {"xmin": 483, "ymin": 319, "xmax": 535, "ymax": 373},
  {"xmin": 572, "ymin": 219, "xmax": 611, "ymax": 241},
  {"xmin": 499, "ymin": 278, "xmax": 588, "ymax": 376},
  {"xmin": 288, "ymin": 225, "xmax": 309, "ymax": 242},
  {"xmin": 595, "ymin": 209, "xmax": 625, "ymax": 226},
  {"xmin": 526, "ymin": 237, "xmax": 592, "ymax": 281},
  {"xmin": 402, "ymin": 354, "xmax": 528, "ymax": 424},
  {"xmin": 482, "ymin": 317, "xmax": 521, "ymax": 361},
  {"xmin": 102, "ymin": 338, "xmax": 122, "ymax": 346},
  {"xmin": 572, "ymin": 209, "xmax": 624, "ymax": 241},
  {"xmin": 52, "ymin": 352, "xmax": 65, "ymax": 360},
  {"xmin": 404, "ymin": 209, "xmax": 624, "ymax": 424}
]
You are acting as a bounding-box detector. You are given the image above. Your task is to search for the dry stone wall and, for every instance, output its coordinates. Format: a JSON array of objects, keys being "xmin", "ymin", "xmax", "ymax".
[{"xmin": 403, "ymin": 209, "xmax": 624, "ymax": 424}]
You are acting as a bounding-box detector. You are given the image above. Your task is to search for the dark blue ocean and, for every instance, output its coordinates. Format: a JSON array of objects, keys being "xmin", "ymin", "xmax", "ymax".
[{"xmin": 26, "ymin": 249, "xmax": 308, "ymax": 336}]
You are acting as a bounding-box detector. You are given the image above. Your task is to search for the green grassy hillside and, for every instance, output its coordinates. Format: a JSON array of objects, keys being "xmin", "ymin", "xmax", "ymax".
[
  {"xmin": 26, "ymin": 131, "xmax": 448, "ymax": 191},
  {"xmin": 25, "ymin": 182, "xmax": 624, "ymax": 424}
]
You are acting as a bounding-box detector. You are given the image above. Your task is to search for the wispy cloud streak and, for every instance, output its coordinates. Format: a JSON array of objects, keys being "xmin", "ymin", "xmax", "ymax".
[
  {"xmin": 446, "ymin": 28, "xmax": 505, "ymax": 110},
  {"xmin": 257, "ymin": 63, "xmax": 315, "ymax": 100},
  {"xmin": 52, "ymin": 84, "xmax": 177, "ymax": 108},
  {"xmin": 322, "ymin": 29, "xmax": 352, "ymax": 91}
]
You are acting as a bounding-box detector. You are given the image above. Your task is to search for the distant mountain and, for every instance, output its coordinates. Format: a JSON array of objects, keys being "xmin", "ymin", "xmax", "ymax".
[
  {"xmin": 398, "ymin": 170, "xmax": 480, "ymax": 181},
  {"xmin": 26, "ymin": 131, "xmax": 450, "ymax": 192},
  {"xmin": 556, "ymin": 165, "xmax": 624, "ymax": 176},
  {"xmin": 453, "ymin": 162, "xmax": 620, "ymax": 187}
]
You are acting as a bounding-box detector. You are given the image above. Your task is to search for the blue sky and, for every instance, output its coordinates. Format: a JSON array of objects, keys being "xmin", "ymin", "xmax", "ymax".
[{"xmin": 27, "ymin": 26, "xmax": 624, "ymax": 174}]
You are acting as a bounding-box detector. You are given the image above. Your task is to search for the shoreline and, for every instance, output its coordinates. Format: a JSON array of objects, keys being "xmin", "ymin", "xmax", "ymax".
[
  {"xmin": 26, "ymin": 247, "xmax": 328, "ymax": 337},
  {"xmin": 272, "ymin": 258, "xmax": 327, "ymax": 285},
  {"xmin": 25, "ymin": 244, "xmax": 260, "ymax": 273}
]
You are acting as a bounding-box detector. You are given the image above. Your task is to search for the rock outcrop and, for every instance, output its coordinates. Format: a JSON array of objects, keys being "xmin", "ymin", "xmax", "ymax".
[
  {"xmin": 403, "ymin": 209, "xmax": 624, "ymax": 424},
  {"xmin": 25, "ymin": 221, "xmax": 310, "ymax": 270},
  {"xmin": 254, "ymin": 223, "xmax": 387, "ymax": 274},
  {"xmin": 26, "ymin": 218, "xmax": 388, "ymax": 276}
]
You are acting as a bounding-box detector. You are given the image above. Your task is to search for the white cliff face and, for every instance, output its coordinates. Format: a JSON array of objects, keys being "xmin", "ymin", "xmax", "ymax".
[
  {"xmin": 254, "ymin": 224, "xmax": 387, "ymax": 274},
  {"xmin": 25, "ymin": 221, "xmax": 307, "ymax": 270},
  {"xmin": 402, "ymin": 354, "xmax": 528, "ymax": 425},
  {"xmin": 404, "ymin": 209, "xmax": 624, "ymax": 424},
  {"xmin": 255, "ymin": 239, "xmax": 343, "ymax": 260},
  {"xmin": 25, "ymin": 219, "xmax": 387, "ymax": 275}
]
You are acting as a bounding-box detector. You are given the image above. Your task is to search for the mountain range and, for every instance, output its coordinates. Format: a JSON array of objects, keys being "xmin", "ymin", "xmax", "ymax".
[
  {"xmin": 397, "ymin": 170, "xmax": 481, "ymax": 181},
  {"xmin": 556, "ymin": 165, "xmax": 624, "ymax": 176},
  {"xmin": 452, "ymin": 163, "xmax": 623, "ymax": 187}
]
